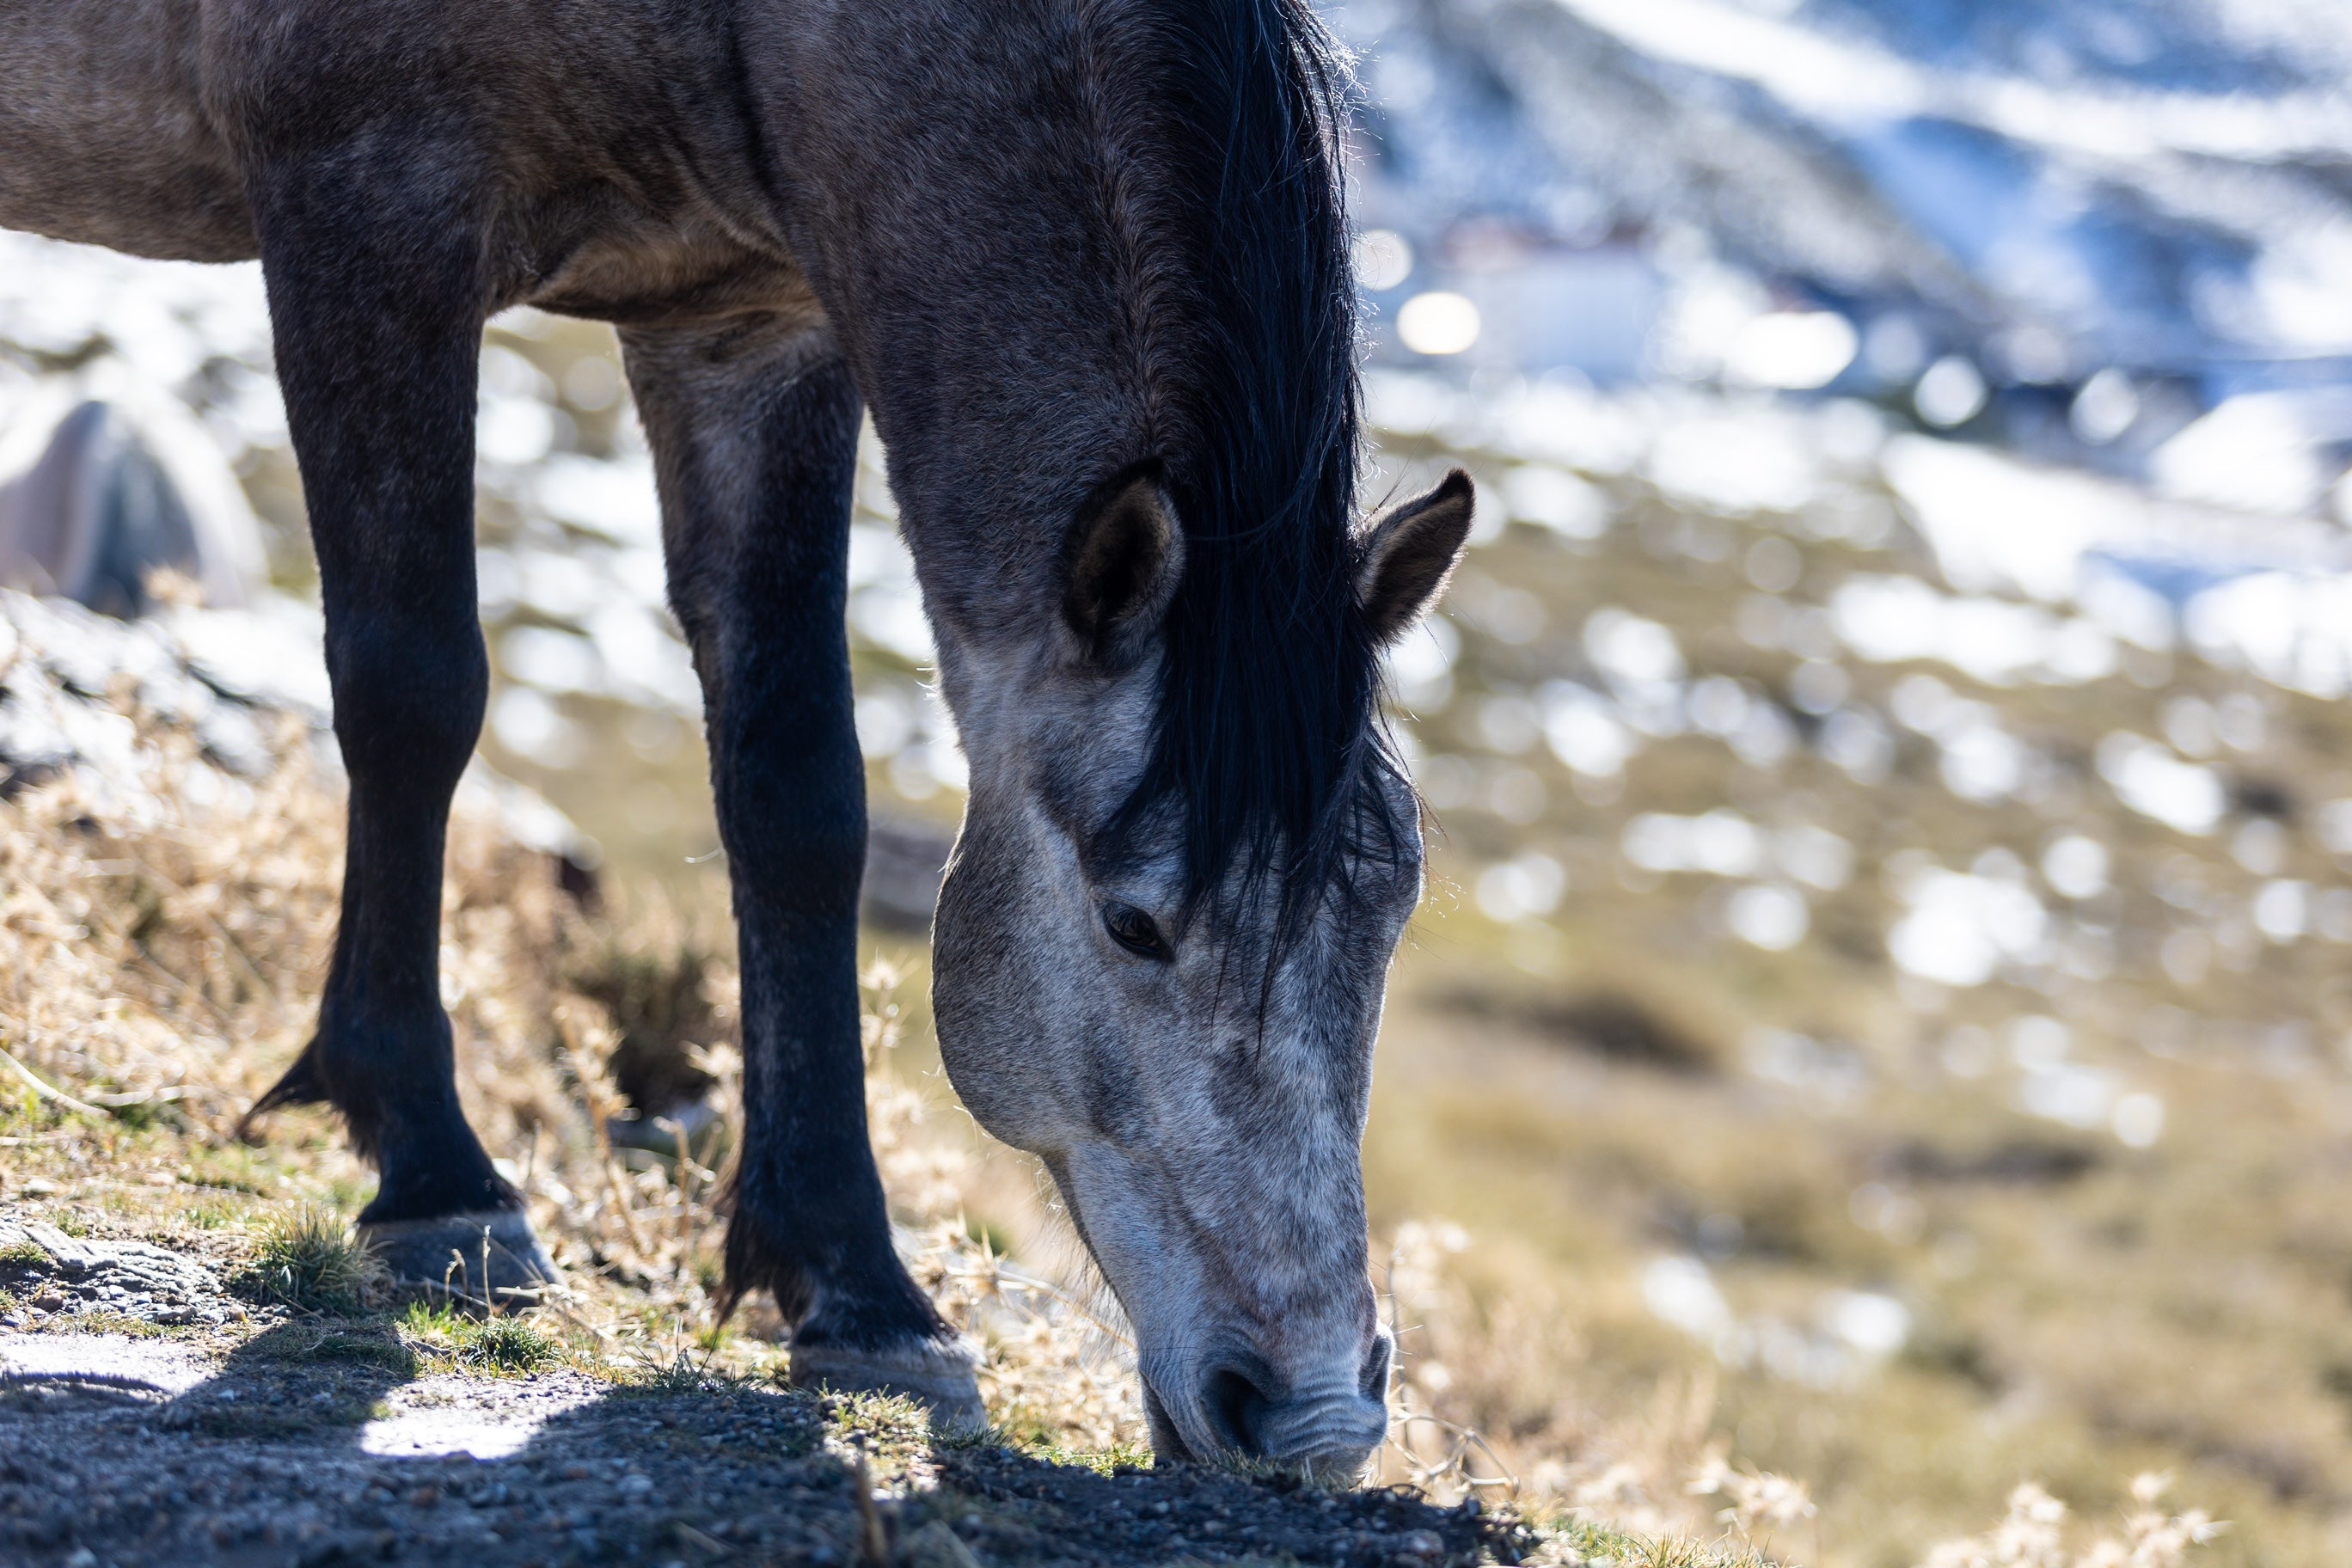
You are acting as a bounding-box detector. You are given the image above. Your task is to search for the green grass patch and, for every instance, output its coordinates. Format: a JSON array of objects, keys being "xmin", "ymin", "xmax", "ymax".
[
  {"xmin": 399, "ymin": 1302, "xmax": 562, "ymax": 1375},
  {"xmin": 461, "ymin": 1316, "xmax": 560, "ymax": 1374},
  {"xmin": 247, "ymin": 1323, "xmax": 419, "ymax": 1375},
  {"xmin": 820, "ymin": 1388, "xmax": 959, "ymax": 1466},
  {"xmin": 101, "ymin": 1096, "xmax": 184, "ymax": 1133},
  {"xmin": 1521, "ymin": 1511, "xmax": 1769, "ymax": 1567},
  {"xmin": 180, "ymin": 1145, "xmax": 279, "ymax": 1197},
  {"xmin": 1014, "ymin": 1438, "xmax": 1155, "ymax": 1473},
  {"xmin": 621, "ymin": 1348, "xmax": 740, "ymax": 1396},
  {"xmin": 0, "ymin": 1082, "xmax": 43, "ymax": 1127},
  {"xmin": 45, "ymin": 1308, "xmax": 172, "ymax": 1338},
  {"xmin": 0, "ymin": 1239, "xmax": 51, "ymax": 1271},
  {"xmin": 235, "ymin": 1207, "xmax": 382, "ymax": 1315},
  {"xmin": 183, "ymin": 1197, "xmax": 250, "ymax": 1230},
  {"xmin": 399, "ymin": 1300, "xmax": 470, "ymax": 1339}
]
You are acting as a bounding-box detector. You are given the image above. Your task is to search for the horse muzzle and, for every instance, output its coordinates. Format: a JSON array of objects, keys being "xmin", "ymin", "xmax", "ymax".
[{"xmin": 1144, "ymin": 1327, "xmax": 1393, "ymax": 1478}]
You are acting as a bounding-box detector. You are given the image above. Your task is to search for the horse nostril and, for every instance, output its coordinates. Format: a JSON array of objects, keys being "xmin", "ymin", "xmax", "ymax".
[
  {"xmin": 1204, "ymin": 1364, "xmax": 1277, "ymax": 1457},
  {"xmin": 1359, "ymin": 1331, "xmax": 1394, "ymax": 1402}
]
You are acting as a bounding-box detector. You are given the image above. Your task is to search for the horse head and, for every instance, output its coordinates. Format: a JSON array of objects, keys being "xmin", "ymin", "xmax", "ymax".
[{"xmin": 932, "ymin": 467, "xmax": 1474, "ymax": 1475}]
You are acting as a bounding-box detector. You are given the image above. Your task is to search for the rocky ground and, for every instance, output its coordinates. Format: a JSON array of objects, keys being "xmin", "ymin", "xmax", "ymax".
[{"xmin": 0, "ymin": 1215, "xmax": 1540, "ymax": 1568}]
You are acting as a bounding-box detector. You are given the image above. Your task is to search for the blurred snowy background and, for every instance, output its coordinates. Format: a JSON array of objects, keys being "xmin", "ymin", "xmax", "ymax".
[
  {"xmin": 1347, "ymin": 0, "xmax": 2352, "ymax": 498},
  {"xmin": 8, "ymin": 0, "xmax": 2352, "ymax": 845},
  {"xmin": 5, "ymin": 0, "xmax": 2348, "ymax": 861}
]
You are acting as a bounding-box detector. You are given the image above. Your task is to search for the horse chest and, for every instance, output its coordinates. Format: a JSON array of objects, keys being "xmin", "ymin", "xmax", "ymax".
[{"xmin": 501, "ymin": 199, "xmax": 813, "ymax": 329}]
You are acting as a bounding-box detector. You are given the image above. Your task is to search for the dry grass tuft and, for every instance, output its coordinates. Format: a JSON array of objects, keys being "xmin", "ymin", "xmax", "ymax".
[
  {"xmin": 564, "ymin": 910, "xmax": 726, "ymax": 1127},
  {"xmin": 1370, "ymin": 1221, "xmax": 2226, "ymax": 1565},
  {"xmin": 1920, "ymin": 1474, "xmax": 2224, "ymax": 1568}
]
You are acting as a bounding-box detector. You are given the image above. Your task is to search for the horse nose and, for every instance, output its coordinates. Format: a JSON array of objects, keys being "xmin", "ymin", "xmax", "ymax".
[
  {"xmin": 1204, "ymin": 1363, "xmax": 1278, "ymax": 1455},
  {"xmin": 1199, "ymin": 1342, "xmax": 1391, "ymax": 1473}
]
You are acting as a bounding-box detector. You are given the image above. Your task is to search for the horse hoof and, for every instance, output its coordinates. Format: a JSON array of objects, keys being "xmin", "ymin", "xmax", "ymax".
[
  {"xmin": 789, "ymin": 1336, "xmax": 988, "ymax": 1433},
  {"xmin": 358, "ymin": 1210, "xmax": 558, "ymax": 1302}
]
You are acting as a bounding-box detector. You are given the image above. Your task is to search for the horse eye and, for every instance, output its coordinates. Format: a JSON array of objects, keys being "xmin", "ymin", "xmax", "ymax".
[{"xmin": 1102, "ymin": 902, "xmax": 1171, "ymax": 960}]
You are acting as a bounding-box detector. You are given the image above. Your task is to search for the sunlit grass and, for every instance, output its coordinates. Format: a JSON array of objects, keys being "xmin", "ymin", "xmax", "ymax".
[
  {"xmin": 396, "ymin": 1301, "xmax": 563, "ymax": 1375},
  {"xmin": 236, "ymin": 1207, "xmax": 383, "ymax": 1316}
]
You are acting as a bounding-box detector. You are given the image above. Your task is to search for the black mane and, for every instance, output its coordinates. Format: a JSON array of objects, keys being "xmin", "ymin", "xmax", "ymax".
[{"xmin": 1105, "ymin": 0, "xmax": 1396, "ymax": 945}]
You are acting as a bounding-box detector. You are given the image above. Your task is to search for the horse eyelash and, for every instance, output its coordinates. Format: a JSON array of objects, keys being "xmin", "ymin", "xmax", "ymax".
[{"xmin": 1103, "ymin": 903, "xmax": 1173, "ymax": 960}]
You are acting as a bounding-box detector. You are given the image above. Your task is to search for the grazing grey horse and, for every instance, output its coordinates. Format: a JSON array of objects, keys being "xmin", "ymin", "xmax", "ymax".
[{"xmin": 0, "ymin": 0, "xmax": 1475, "ymax": 1473}]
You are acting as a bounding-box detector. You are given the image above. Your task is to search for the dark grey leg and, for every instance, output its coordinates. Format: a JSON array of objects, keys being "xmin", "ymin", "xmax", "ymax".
[
  {"xmin": 622, "ymin": 319, "xmax": 978, "ymax": 1421},
  {"xmin": 240, "ymin": 151, "xmax": 551, "ymax": 1295}
]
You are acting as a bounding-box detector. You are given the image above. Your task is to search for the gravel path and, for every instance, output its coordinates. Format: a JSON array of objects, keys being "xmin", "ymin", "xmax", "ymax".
[{"xmin": 0, "ymin": 1228, "xmax": 1515, "ymax": 1568}]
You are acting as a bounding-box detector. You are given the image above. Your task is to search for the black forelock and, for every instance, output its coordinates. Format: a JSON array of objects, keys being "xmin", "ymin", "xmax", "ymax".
[{"xmin": 1099, "ymin": 0, "xmax": 1404, "ymax": 947}]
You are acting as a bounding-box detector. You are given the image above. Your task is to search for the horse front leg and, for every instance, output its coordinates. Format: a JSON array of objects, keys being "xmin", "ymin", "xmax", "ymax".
[
  {"xmin": 239, "ymin": 154, "xmax": 553, "ymax": 1295},
  {"xmin": 621, "ymin": 320, "xmax": 980, "ymax": 1424}
]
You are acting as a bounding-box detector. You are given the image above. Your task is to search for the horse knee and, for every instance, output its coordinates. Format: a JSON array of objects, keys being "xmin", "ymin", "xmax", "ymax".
[
  {"xmin": 731, "ymin": 802, "xmax": 866, "ymax": 917},
  {"xmin": 327, "ymin": 612, "xmax": 488, "ymax": 785}
]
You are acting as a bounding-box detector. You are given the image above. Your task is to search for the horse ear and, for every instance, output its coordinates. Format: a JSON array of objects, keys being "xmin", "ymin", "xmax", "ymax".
[
  {"xmin": 1357, "ymin": 469, "xmax": 1474, "ymax": 645},
  {"xmin": 1063, "ymin": 469, "xmax": 1185, "ymax": 664}
]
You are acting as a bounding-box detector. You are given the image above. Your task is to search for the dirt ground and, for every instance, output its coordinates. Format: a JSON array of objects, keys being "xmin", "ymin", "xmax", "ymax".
[{"xmin": 0, "ymin": 1214, "xmax": 1528, "ymax": 1568}]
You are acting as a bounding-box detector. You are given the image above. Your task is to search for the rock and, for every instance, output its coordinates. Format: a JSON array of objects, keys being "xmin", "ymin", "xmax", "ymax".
[
  {"xmin": 901, "ymin": 1519, "xmax": 984, "ymax": 1568},
  {"xmin": 0, "ymin": 397, "xmax": 266, "ymax": 617},
  {"xmin": 0, "ymin": 1222, "xmax": 230, "ymax": 1322},
  {"xmin": 863, "ymin": 814, "xmax": 953, "ymax": 931}
]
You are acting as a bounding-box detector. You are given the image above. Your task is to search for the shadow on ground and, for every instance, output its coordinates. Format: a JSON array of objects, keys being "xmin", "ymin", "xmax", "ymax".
[{"xmin": 0, "ymin": 1318, "xmax": 1507, "ymax": 1567}]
